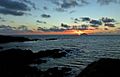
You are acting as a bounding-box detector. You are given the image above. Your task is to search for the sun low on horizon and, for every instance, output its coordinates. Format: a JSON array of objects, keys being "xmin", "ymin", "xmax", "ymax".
[{"xmin": 0, "ymin": 0, "xmax": 120, "ymax": 35}]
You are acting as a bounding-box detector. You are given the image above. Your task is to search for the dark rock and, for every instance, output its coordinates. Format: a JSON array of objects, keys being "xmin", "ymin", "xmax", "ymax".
[
  {"xmin": 0, "ymin": 46, "xmax": 3, "ymax": 49},
  {"xmin": 36, "ymin": 49, "xmax": 66, "ymax": 58},
  {"xmin": 0, "ymin": 49, "xmax": 47, "ymax": 65},
  {"xmin": 43, "ymin": 67, "xmax": 71, "ymax": 77},
  {"xmin": 65, "ymin": 49, "xmax": 72, "ymax": 52},
  {"xmin": 45, "ymin": 38, "xmax": 58, "ymax": 41},
  {"xmin": 80, "ymin": 33, "xmax": 88, "ymax": 36},
  {"xmin": 0, "ymin": 49, "xmax": 46, "ymax": 77},
  {"xmin": 0, "ymin": 48, "xmax": 68, "ymax": 77},
  {"xmin": 32, "ymin": 59, "xmax": 47, "ymax": 64},
  {"xmin": 0, "ymin": 35, "xmax": 31, "ymax": 44},
  {"xmin": 77, "ymin": 58, "xmax": 120, "ymax": 77}
]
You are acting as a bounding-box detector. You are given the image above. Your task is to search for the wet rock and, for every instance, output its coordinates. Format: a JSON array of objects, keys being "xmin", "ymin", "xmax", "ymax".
[
  {"xmin": 77, "ymin": 58, "xmax": 120, "ymax": 77},
  {"xmin": 43, "ymin": 67, "xmax": 71, "ymax": 77},
  {"xmin": 36, "ymin": 49, "xmax": 66, "ymax": 58},
  {"xmin": 0, "ymin": 49, "xmax": 46, "ymax": 77},
  {"xmin": 0, "ymin": 48, "xmax": 68, "ymax": 77},
  {"xmin": 0, "ymin": 46, "xmax": 3, "ymax": 49}
]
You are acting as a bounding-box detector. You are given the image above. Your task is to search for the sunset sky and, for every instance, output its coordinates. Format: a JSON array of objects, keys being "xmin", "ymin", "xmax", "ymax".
[{"xmin": 0, "ymin": 0, "xmax": 120, "ymax": 35}]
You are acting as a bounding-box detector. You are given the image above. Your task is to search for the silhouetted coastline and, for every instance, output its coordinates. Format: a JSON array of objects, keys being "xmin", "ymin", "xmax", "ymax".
[{"xmin": 0, "ymin": 35, "xmax": 31, "ymax": 44}]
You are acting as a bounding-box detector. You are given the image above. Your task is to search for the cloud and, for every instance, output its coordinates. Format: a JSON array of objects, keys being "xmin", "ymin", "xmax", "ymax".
[
  {"xmin": 0, "ymin": 25, "xmax": 17, "ymax": 34},
  {"xmin": 0, "ymin": 8, "xmax": 25, "ymax": 16},
  {"xmin": 104, "ymin": 23, "xmax": 115, "ymax": 27},
  {"xmin": 0, "ymin": 17, "xmax": 6, "ymax": 22},
  {"xmin": 90, "ymin": 20, "xmax": 102, "ymax": 27},
  {"xmin": 0, "ymin": 25, "xmax": 13, "ymax": 29},
  {"xmin": 73, "ymin": 18, "xmax": 80, "ymax": 23},
  {"xmin": 97, "ymin": 0, "xmax": 119, "ymax": 5},
  {"xmin": 18, "ymin": 25, "xmax": 28, "ymax": 31},
  {"xmin": 101, "ymin": 17, "xmax": 115, "ymax": 23},
  {"xmin": 55, "ymin": 8, "xmax": 67, "ymax": 12},
  {"xmin": 80, "ymin": 24, "xmax": 88, "ymax": 30},
  {"xmin": 0, "ymin": 25, "xmax": 32, "ymax": 34},
  {"xmin": 0, "ymin": 0, "xmax": 30, "ymax": 11},
  {"xmin": 69, "ymin": 10, "xmax": 75, "ymax": 13},
  {"xmin": 22, "ymin": 0, "xmax": 37, "ymax": 10},
  {"xmin": 81, "ymin": 17, "xmax": 91, "ymax": 21},
  {"xmin": 37, "ymin": 26, "xmax": 65, "ymax": 32},
  {"xmin": 48, "ymin": 0, "xmax": 89, "ymax": 9},
  {"xmin": 41, "ymin": 14, "xmax": 51, "ymax": 18},
  {"xmin": 43, "ymin": 6, "xmax": 48, "ymax": 10},
  {"xmin": 36, "ymin": 20, "xmax": 47, "ymax": 24},
  {"xmin": 61, "ymin": 23, "xmax": 70, "ymax": 29},
  {"xmin": 0, "ymin": 0, "xmax": 32, "ymax": 16},
  {"xmin": 61, "ymin": 0, "xmax": 79, "ymax": 8}
]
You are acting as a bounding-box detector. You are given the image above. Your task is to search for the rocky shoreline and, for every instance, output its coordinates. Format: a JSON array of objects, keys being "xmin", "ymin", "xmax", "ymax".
[
  {"xmin": 0, "ymin": 35, "xmax": 120, "ymax": 77},
  {"xmin": 1, "ymin": 48, "xmax": 120, "ymax": 77},
  {"xmin": 0, "ymin": 49, "xmax": 71, "ymax": 77}
]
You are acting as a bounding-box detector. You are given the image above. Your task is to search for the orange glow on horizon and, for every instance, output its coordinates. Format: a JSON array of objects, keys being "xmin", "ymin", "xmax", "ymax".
[{"xmin": 18, "ymin": 29, "xmax": 106, "ymax": 35}]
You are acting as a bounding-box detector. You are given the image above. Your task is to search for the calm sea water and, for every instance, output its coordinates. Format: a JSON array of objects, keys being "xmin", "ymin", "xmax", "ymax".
[{"xmin": 1, "ymin": 35, "xmax": 120, "ymax": 77}]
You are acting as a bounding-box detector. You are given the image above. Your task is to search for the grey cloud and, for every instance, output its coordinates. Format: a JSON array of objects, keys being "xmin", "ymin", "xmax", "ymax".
[
  {"xmin": 0, "ymin": 25, "xmax": 32, "ymax": 34},
  {"xmin": 104, "ymin": 23, "xmax": 115, "ymax": 27},
  {"xmin": 0, "ymin": 8, "xmax": 25, "ymax": 16},
  {"xmin": 0, "ymin": 25, "xmax": 13, "ymax": 29},
  {"xmin": 61, "ymin": 0, "xmax": 78, "ymax": 8},
  {"xmin": 36, "ymin": 20, "xmax": 47, "ymax": 24},
  {"xmin": 101, "ymin": 17, "xmax": 115, "ymax": 23},
  {"xmin": 80, "ymin": 25, "xmax": 88, "ymax": 30},
  {"xmin": 0, "ymin": 17, "xmax": 6, "ymax": 22},
  {"xmin": 90, "ymin": 20, "xmax": 102, "ymax": 27},
  {"xmin": 0, "ymin": 0, "xmax": 32, "ymax": 16},
  {"xmin": 75, "ymin": 18, "xmax": 80, "ymax": 21},
  {"xmin": 43, "ymin": 6, "xmax": 48, "ymax": 10},
  {"xmin": 69, "ymin": 10, "xmax": 75, "ymax": 13},
  {"xmin": 74, "ymin": 18, "xmax": 80, "ymax": 23},
  {"xmin": 81, "ymin": 17, "xmax": 91, "ymax": 21},
  {"xmin": 48, "ymin": 0, "xmax": 89, "ymax": 9},
  {"xmin": 37, "ymin": 26, "xmax": 65, "ymax": 32},
  {"xmin": 1, "ymin": 19, "xmax": 6, "ymax": 22},
  {"xmin": 22, "ymin": 0, "xmax": 37, "ymax": 10},
  {"xmin": 61, "ymin": 23, "xmax": 70, "ymax": 29},
  {"xmin": 18, "ymin": 25, "xmax": 28, "ymax": 31},
  {"xmin": 97, "ymin": 0, "xmax": 119, "ymax": 5},
  {"xmin": 41, "ymin": 14, "xmax": 51, "ymax": 18},
  {"xmin": 0, "ymin": 0, "xmax": 30, "ymax": 11},
  {"xmin": 48, "ymin": 0, "xmax": 120, "ymax": 11},
  {"xmin": 55, "ymin": 8, "xmax": 67, "ymax": 12}
]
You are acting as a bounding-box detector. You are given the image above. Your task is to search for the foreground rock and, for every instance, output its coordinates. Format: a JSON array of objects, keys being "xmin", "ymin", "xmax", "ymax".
[
  {"xmin": 0, "ymin": 35, "xmax": 31, "ymax": 44},
  {"xmin": 0, "ymin": 46, "xmax": 3, "ymax": 49},
  {"xmin": 77, "ymin": 58, "xmax": 120, "ymax": 77},
  {"xmin": 36, "ymin": 49, "xmax": 66, "ymax": 58},
  {"xmin": 0, "ymin": 49, "xmax": 68, "ymax": 77}
]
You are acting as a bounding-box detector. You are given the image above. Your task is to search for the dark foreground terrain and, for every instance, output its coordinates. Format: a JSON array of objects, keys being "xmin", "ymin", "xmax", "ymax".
[
  {"xmin": 77, "ymin": 58, "xmax": 120, "ymax": 77},
  {"xmin": 0, "ymin": 35, "xmax": 120, "ymax": 77},
  {"xmin": 1, "ymin": 48, "xmax": 120, "ymax": 77},
  {"xmin": 0, "ymin": 49, "xmax": 71, "ymax": 77}
]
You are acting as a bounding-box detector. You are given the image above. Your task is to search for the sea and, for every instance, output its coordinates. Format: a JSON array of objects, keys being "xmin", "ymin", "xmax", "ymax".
[{"xmin": 0, "ymin": 35, "xmax": 120, "ymax": 77}]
